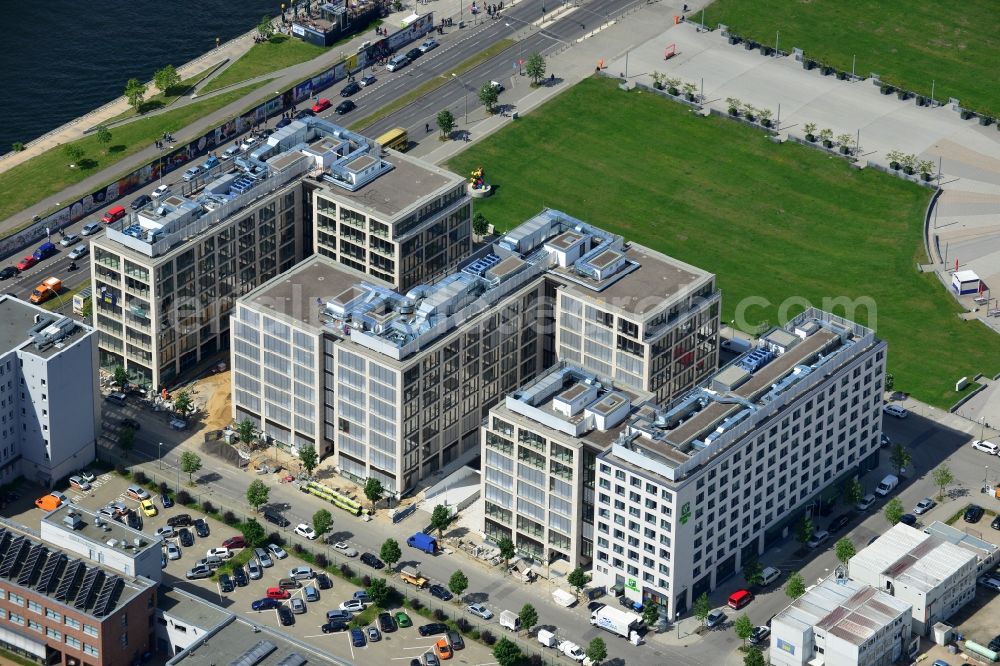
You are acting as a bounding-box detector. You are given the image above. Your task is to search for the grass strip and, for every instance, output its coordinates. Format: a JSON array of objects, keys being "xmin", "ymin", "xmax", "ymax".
[
  {"xmin": 105, "ymin": 69, "xmax": 217, "ymax": 124},
  {"xmin": 201, "ymin": 35, "xmax": 328, "ymax": 93}
]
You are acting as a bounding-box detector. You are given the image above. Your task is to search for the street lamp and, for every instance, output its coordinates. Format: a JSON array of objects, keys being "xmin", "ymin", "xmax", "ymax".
[
  {"xmin": 676, "ymin": 610, "xmax": 682, "ymax": 639},
  {"xmin": 451, "ymin": 73, "xmax": 469, "ymax": 124},
  {"xmin": 158, "ymin": 442, "xmax": 163, "ymax": 470}
]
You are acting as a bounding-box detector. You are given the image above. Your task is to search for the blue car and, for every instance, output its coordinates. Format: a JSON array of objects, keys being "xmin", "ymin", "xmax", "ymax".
[
  {"xmin": 350, "ymin": 628, "xmax": 366, "ymax": 647},
  {"xmin": 251, "ymin": 598, "xmax": 281, "ymax": 611},
  {"xmin": 161, "ymin": 494, "xmax": 174, "ymax": 508}
]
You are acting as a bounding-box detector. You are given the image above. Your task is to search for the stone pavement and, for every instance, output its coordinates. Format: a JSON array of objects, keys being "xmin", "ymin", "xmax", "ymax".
[{"xmin": 606, "ymin": 22, "xmax": 1000, "ymax": 335}]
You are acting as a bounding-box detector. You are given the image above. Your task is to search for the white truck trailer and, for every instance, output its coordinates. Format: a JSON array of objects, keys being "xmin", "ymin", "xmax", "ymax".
[{"xmin": 590, "ymin": 606, "xmax": 642, "ymax": 638}]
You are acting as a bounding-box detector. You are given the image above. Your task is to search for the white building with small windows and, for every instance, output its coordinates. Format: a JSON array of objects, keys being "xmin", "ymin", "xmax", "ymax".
[
  {"xmin": 0, "ymin": 296, "xmax": 98, "ymax": 487},
  {"xmin": 592, "ymin": 310, "xmax": 886, "ymax": 614},
  {"xmin": 849, "ymin": 522, "xmax": 977, "ymax": 635},
  {"xmin": 770, "ymin": 576, "xmax": 912, "ymax": 666}
]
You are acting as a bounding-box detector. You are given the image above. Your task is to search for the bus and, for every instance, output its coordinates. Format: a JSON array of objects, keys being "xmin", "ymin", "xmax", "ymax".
[{"xmin": 376, "ymin": 127, "xmax": 408, "ymax": 152}]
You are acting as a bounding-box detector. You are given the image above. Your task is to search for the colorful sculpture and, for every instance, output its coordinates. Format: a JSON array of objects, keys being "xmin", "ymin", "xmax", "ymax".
[{"xmin": 470, "ymin": 166, "xmax": 487, "ymax": 190}]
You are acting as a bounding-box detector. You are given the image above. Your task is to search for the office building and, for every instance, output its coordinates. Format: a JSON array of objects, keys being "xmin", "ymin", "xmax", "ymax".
[
  {"xmin": 234, "ymin": 209, "xmax": 718, "ymax": 494},
  {"xmin": 155, "ymin": 586, "xmax": 230, "ymax": 658},
  {"xmin": 41, "ymin": 504, "xmax": 163, "ymax": 583},
  {"xmin": 770, "ymin": 576, "xmax": 912, "ymax": 666},
  {"xmin": 592, "ymin": 309, "xmax": 886, "ymax": 615},
  {"xmin": 0, "ymin": 524, "xmax": 157, "ymax": 666},
  {"xmin": 482, "ymin": 364, "xmax": 651, "ymax": 568},
  {"xmin": 313, "ymin": 138, "xmax": 471, "ymax": 292},
  {"xmin": 849, "ymin": 522, "xmax": 977, "ymax": 634},
  {"xmin": 0, "ymin": 296, "xmax": 98, "ymax": 488}
]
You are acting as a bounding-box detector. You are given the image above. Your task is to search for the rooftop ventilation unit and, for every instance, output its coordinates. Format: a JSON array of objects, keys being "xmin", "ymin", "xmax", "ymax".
[{"xmin": 738, "ymin": 348, "xmax": 774, "ymax": 374}]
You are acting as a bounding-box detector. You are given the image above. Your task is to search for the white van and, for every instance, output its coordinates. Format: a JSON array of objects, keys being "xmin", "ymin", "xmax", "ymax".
[
  {"xmin": 806, "ymin": 530, "xmax": 830, "ymax": 549},
  {"xmin": 882, "ymin": 404, "xmax": 907, "ymax": 418},
  {"xmin": 760, "ymin": 566, "xmax": 781, "ymax": 586},
  {"xmin": 386, "ymin": 55, "xmax": 409, "ymax": 72},
  {"xmin": 537, "ymin": 628, "xmax": 557, "ymax": 648},
  {"xmin": 875, "ymin": 474, "xmax": 899, "ymax": 497}
]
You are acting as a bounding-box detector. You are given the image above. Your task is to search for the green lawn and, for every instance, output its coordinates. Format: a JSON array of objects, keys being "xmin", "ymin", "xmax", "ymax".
[
  {"xmin": 702, "ymin": 0, "xmax": 1000, "ymax": 117},
  {"xmin": 448, "ymin": 77, "xmax": 1000, "ymax": 408},
  {"xmin": 0, "ymin": 82, "xmax": 267, "ymax": 225},
  {"xmin": 106, "ymin": 69, "xmax": 217, "ymax": 123},
  {"xmin": 201, "ymin": 34, "xmax": 326, "ymax": 93}
]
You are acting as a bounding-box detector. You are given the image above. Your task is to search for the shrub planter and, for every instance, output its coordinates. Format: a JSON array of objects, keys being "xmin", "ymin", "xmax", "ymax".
[
  {"xmin": 960, "ymin": 110, "xmax": 975, "ymax": 120},
  {"xmin": 822, "ymin": 139, "xmax": 834, "ymax": 148},
  {"xmin": 896, "ymin": 90, "xmax": 910, "ymax": 100},
  {"xmin": 921, "ymin": 172, "xmax": 933, "ymax": 182},
  {"xmin": 880, "ymin": 84, "xmax": 894, "ymax": 95},
  {"xmin": 745, "ymin": 113, "xmax": 756, "ymax": 122},
  {"xmin": 759, "ymin": 46, "xmax": 772, "ymax": 56},
  {"xmin": 761, "ymin": 119, "xmax": 772, "ymax": 128},
  {"xmin": 728, "ymin": 36, "xmax": 741, "ymax": 45},
  {"xmin": 653, "ymin": 82, "xmax": 664, "ymax": 90},
  {"xmin": 889, "ymin": 161, "xmax": 901, "ymax": 170},
  {"xmin": 685, "ymin": 93, "xmax": 696, "ymax": 102},
  {"xmin": 836, "ymin": 71, "xmax": 847, "ymax": 80},
  {"xmin": 803, "ymin": 59, "xmax": 817, "ymax": 70},
  {"xmin": 667, "ymin": 86, "xmax": 679, "ymax": 96},
  {"xmin": 728, "ymin": 107, "xmax": 739, "ymax": 116},
  {"xmin": 979, "ymin": 116, "xmax": 993, "ymax": 126},
  {"xmin": 805, "ymin": 134, "xmax": 815, "ymax": 142},
  {"xmin": 820, "ymin": 65, "xmax": 833, "ymax": 75},
  {"xmin": 839, "ymin": 146, "xmax": 850, "ymax": 155},
  {"xmin": 903, "ymin": 166, "xmax": 915, "ymax": 175}
]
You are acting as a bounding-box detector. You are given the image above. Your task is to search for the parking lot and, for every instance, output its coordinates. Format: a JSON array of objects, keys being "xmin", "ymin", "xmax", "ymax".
[{"xmin": 9, "ymin": 470, "xmax": 498, "ymax": 665}]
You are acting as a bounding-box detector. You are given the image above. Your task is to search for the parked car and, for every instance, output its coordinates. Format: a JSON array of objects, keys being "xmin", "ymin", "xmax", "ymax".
[
  {"xmin": 247, "ymin": 558, "xmax": 262, "ymax": 580},
  {"xmin": 395, "ymin": 611, "xmax": 412, "ymax": 628},
  {"xmin": 289, "ymin": 598, "xmax": 306, "ymax": 615},
  {"xmin": 340, "ymin": 81, "xmax": 361, "ymax": 97},
  {"xmin": 152, "ymin": 185, "xmax": 170, "ymax": 199},
  {"xmin": 185, "ymin": 566, "xmax": 212, "ymax": 580},
  {"xmin": 16, "ymin": 255, "xmax": 38, "ymax": 271},
  {"xmin": 367, "ymin": 626, "xmax": 381, "ymax": 642},
  {"xmin": 749, "ymin": 625, "xmax": 771, "ymax": 645},
  {"xmin": 423, "ymin": 652, "xmax": 440, "ymax": 666},
  {"xmin": 194, "ymin": 518, "xmax": 209, "ymax": 537},
  {"xmin": 59, "ymin": 233, "xmax": 80, "ymax": 247},
  {"xmin": 914, "ymin": 498, "xmax": 936, "ymax": 515},
  {"xmin": 67, "ymin": 244, "xmax": 88, "ymax": 260},
  {"xmin": 977, "ymin": 574, "xmax": 1000, "ymax": 592},
  {"xmin": 856, "ymin": 494, "xmax": 876, "ymax": 511},
  {"xmin": 206, "ymin": 547, "xmax": 233, "ymax": 559},
  {"xmin": 359, "ymin": 74, "xmax": 376, "ymax": 87},
  {"xmin": 326, "ymin": 610, "xmax": 353, "ymax": 623},
  {"xmin": 263, "ymin": 510, "xmax": 290, "ymax": 527},
  {"xmin": 358, "ymin": 552, "xmax": 383, "ymax": 569},
  {"xmin": 155, "ymin": 526, "xmax": 175, "ymax": 539},
  {"xmin": 293, "ymin": 524, "xmax": 317, "ymax": 540},
  {"xmin": 222, "ymin": 536, "xmax": 245, "ymax": 549},
  {"xmin": 161, "ymin": 494, "xmax": 175, "ymax": 508},
  {"xmin": 964, "ymin": 505, "xmax": 985, "ymax": 523},
  {"xmin": 350, "ymin": 627, "xmax": 366, "ymax": 647},
  {"xmin": 429, "ymin": 584, "xmax": 452, "ymax": 601},
  {"xmin": 311, "ymin": 98, "xmax": 332, "ymax": 113},
  {"xmin": 267, "ymin": 543, "xmax": 288, "ymax": 559},
  {"xmin": 68, "ymin": 475, "xmax": 91, "ymax": 491},
  {"xmin": 883, "ymin": 404, "xmax": 907, "ymax": 418},
  {"xmin": 240, "ymin": 136, "xmax": 258, "ymax": 152},
  {"xmin": 278, "ymin": 578, "xmax": 300, "ymax": 591},
  {"xmin": 705, "ymin": 609, "xmax": 726, "ymax": 628},
  {"xmin": 126, "ymin": 484, "xmax": 150, "ymax": 501},
  {"xmin": 419, "ymin": 38, "xmax": 439, "ymax": 53},
  {"xmin": 81, "ymin": 222, "xmax": 102, "ymax": 236},
  {"xmin": 322, "ymin": 620, "xmax": 350, "ymax": 633},
  {"xmin": 316, "ymin": 573, "xmax": 332, "ymax": 589},
  {"xmin": 233, "ymin": 565, "xmax": 248, "ymax": 587},
  {"xmin": 219, "ymin": 574, "xmax": 234, "ymax": 593},
  {"xmin": 252, "ymin": 598, "xmax": 281, "ymax": 611},
  {"xmin": 386, "ymin": 55, "xmax": 409, "ymax": 72},
  {"xmin": 828, "ymin": 513, "xmax": 853, "ymax": 532},
  {"xmin": 0, "ymin": 266, "xmax": 18, "ymax": 280},
  {"xmin": 406, "ymin": 48, "xmax": 423, "ymax": 61},
  {"xmin": 378, "ymin": 611, "xmax": 397, "ymax": 633},
  {"xmin": 806, "ymin": 530, "xmax": 830, "ymax": 548},
  {"xmin": 277, "ymin": 606, "xmax": 294, "ymax": 626},
  {"xmin": 289, "ymin": 566, "xmax": 314, "ymax": 580},
  {"xmin": 340, "ymin": 599, "xmax": 365, "ymax": 613},
  {"xmin": 255, "ymin": 547, "xmax": 274, "ymax": 567},
  {"xmin": 166, "ymin": 543, "xmax": 181, "ymax": 560},
  {"xmin": 992, "ymin": 515, "xmax": 1000, "ymax": 531},
  {"xmin": 182, "ymin": 166, "xmax": 202, "ymax": 182},
  {"xmin": 467, "ymin": 603, "xmax": 493, "ymax": 620},
  {"xmin": 178, "ymin": 528, "xmax": 193, "ymax": 547},
  {"xmin": 899, "ymin": 514, "xmax": 917, "ymax": 526},
  {"xmin": 418, "ymin": 623, "xmax": 448, "ymax": 637},
  {"xmin": 447, "ymin": 630, "xmax": 464, "ymax": 650},
  {"xmin": 335, "ymin": 100, "xmax": 356, "ymax": 115},
  {"xmin": 166, "ymin": 513, "xmax": 191, "ymax": 527},
  {"xmin": 972, "ymin": 440, "xmax": 1000, "ymax": 455},
  {"xmin": 303, "ymin": 586, "xmax": 320, "ymax": 602}
]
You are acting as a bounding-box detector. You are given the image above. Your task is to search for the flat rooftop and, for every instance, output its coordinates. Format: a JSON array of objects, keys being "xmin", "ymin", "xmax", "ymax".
[
  {"xmin": 776, "ymin": 576, "xmax": 910, "ymax": 647},
  {"xmin": 44, "ymin": 503, "xmax": 162, "ymax": 558},
  {"xmin": 552, "ymin": 243, "xmax": 712, "ymax": 316},
  {"xmin": 158, "ymin": 586, "xmax": 230, "ymax": 631},
  {"xmin": 0, "ymin": 296, "xmax": 90, "ymax": 360},
  {"xmin": 168, "ymin": 616, "xmax": 341, "ymax": 666},
  {"xmin": 318, "ymin": 149, "xmax": 458, "ymax": 221},
  {"xmin": 850, "ymin": 523, "xmax": 976, "ymax": 594},
  {"xmin": 242, "ymin": 256, "xmax": 377, "ymax": 330}
]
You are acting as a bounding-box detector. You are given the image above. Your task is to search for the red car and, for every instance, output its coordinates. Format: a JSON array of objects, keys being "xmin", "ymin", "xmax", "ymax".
[
  {"xmin": 728, "ymin": 589, "xmax": 754, "ymax": 610},
  {"xmin": 311, "ymin": 98, "xmax": 332, "ymax": 113},
  {"xmin": 222, "ymin": 536, "xmax": 246, "ymax": 549},
  {"xmin": 16, "ymin": 255, "xmax": 37, "ymax": 271}
]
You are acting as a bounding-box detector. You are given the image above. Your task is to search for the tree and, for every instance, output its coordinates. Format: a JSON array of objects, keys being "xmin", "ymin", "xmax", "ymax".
[
  {"xmin": 845, "ymin": 478, "xmax": 864, "ymax": 506},
  {"xmin": 818, "ymin": 127, "xmax": 834, "ymax": 144},
  {"xmin": 367, "ymin": 577, "xmax": 390, "ymax": 606},
  {"xmin": 237, "ymin": 419, "xmax": 256, "ymax": 446},
  {"xmin": 153, "ymin": 65, "xmax": 181, "ymax": 94},
  {"xmin": 172, "ymin": 389, "xmax": 193, "ymax": 416},
  {"xmin": 380, "ymin": 538, "xmax": 401, "ymax": 571},
  {"xmin": 448, "ymin": 570, "xmax": 468, "ymax": 599},
  {"xmin": 124, "ymin": 78, "xmax": 147, "ymax": 113},
  {"xmin": 525, "ymin": 52, "xmax": 546, "ymax": 85},
  {"xmin": 785, "ymin": 572, "xmax": 806, "ymax": 599},
  {"xmin": 795, "ymin": 514, "xmax": 814, "ymax": 546},
  {"xmin": 742, "ymin": 557, "xmax": 763, "ymax": 587},
  {"xmin": 835, "ymin": 537, "xmax": 856, "ymax": 565},
  {"xmin": 64, "ymin": 144, "xmax": 84, "ymax": 165},
  {"xmin": 478, "ymin": 82, "xmax": 499, "ymax": 114},
  {"xmin": 180, "ymin": 451, "xmax": 202, "ymax": 484},
  {"xmin": 118, "ymin": 427, "xmax": 135, "ymax": 458},
  {"xmin": 436, "ymin": 109, "xmax": 455, "ymax": 138},
  {"xmin": 246, "ymin": 479, "xmax": 270, "ymax": 513},
  {"xmin": 885, "ymin": 374, "xmax": 895, "ymax": 391},
  {"xmin": 744, "ymin": 648, "xmax": 766, "ymax": 666},
  {"xmin": 932, "ymin": 465, "xmax": 954, "ymax": 500},
  {"xmin": 241, "ymin": 518, "xmax": 266, "ymax": 547},
  {"xmin": 734, "ymin": 613, "xmax": 754, "ymax": 647},
  {"xmin": 884, "ymin": 498, "xmax": 904, "ymax": 526},
  {"xmin": 11, "ymin": 142, "xmax": 24, "ymax": 152},
  {"xmin": 113, "ymin": 365, "xmax": 129, "ymax": 388},
  {"xmin": 96, "ymin": 125, "xmax": 112, "ymax": 152},
  {"xmin": 312, "ymin": 509, "xmax": 332, "ymax": 536},
  {"xmin": 364, "ymin": 478, "xmax": 384, "ymax": 513},
  {"xmin": 492, "ymin": 637, "xmax": 521, "ymax": 666},
  {"xmin": 498, "ymin": 536, "xmax": 515, "ymax": 574},
  {"xmin": 889, "ymin": 443, "xmax": 911, "ymax": 475},
  {"xmin": 567, "ymin": 566, "xmax": 589, "ymax": 598},
  {"xmin": 642, "ymin": 603, "xmax": 660, "ymax": 626},
  {"xmin": 257, "ymin": 15, "xmax": 275, "ymax": 39},
  {"xmin": 518, "ymin": 603, "xmax": 538, "ymax": 634},
  {"xmin": 430, "ymin": 504, "xmax": 451, "ymax": 538},
  {"xmin": 298, "ymin": 444, "xmax": 318, "ymax": 477},
  {"xmin": 80, "ymin": 297, "xmax": 92, "ymax": 319},
  {"xmin": 586, "ymin": 637, "xmax": 607, "ymax": 665},
  {"xmin": 472, "ymin": 212, "xmax": 489, "ymax": 236},
  {"xmin": 803, "ymin": 122, "xmax": 818, "ymax": 140},
  {"xmin": 692, "ymin": 592, "xmax": 711, "ymax": 626}
]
